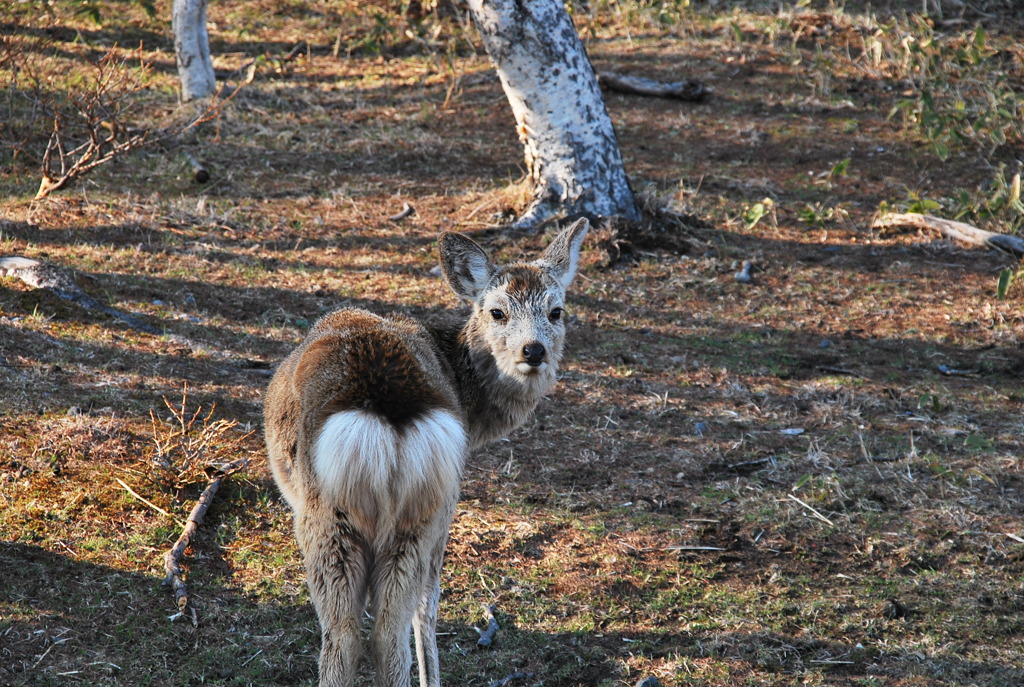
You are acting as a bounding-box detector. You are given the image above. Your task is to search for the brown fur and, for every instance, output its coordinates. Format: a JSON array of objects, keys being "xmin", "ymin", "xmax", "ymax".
[{"xmin": 264, "ymin": 220, "xmax": 588, "ymax": 687}]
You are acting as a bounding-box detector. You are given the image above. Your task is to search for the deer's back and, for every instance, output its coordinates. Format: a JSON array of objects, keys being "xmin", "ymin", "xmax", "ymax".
[{"xmin": 264, "ymin": 309, "xmax": 466, "ymax": 539}]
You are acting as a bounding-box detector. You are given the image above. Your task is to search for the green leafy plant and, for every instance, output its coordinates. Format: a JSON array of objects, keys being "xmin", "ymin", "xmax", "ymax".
[
  {"xmin": 952, "ymin": 165, "xmax": 1024, "ymax": 235},
  {"xmin": 996, "ymin": 267, "xmax": 1017, "ymax": 300},
  {"xmin": 798, "ymin": 202, "xmax": 835, "ymax": 228},
  {"xmin": 742, "ymin": 197, "xmax": 774, "ymax": 230},
  {"xmin": 885, "ymin": 23, "xmax": 1022, "ymax": 159}
]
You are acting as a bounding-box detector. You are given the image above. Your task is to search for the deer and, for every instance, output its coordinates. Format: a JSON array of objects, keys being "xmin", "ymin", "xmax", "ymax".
[{"xmin": 263, "ymin": 219, "xmax": 589, "ymax": 687}]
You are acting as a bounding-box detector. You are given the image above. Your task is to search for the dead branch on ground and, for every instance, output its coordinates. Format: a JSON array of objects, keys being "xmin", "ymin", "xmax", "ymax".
[
  {"xmin": 149, "ymin": 386, "xmax": 254, "ymax": 494},
  {"xmin": 11, "ymin": 39, "xmax": 254, "ymax": 200},
  {"xmin": 182, "ymin": 150, "xmax": 210, "ymax": 183},
  {"xmin": 872, "ymin": 212, "xmax": 1024, "ymax": 258},
  {"xmin": 150, "ymin": 384, "xmax": 254, "ymax": 619},
  {"xmin": 487, "ymin": 673, "xmax": 534, "ymax": 687},
  {"xmin": 598, "ymin": 71, "xmax": 708, "ymax": 101},
  {"xmin": 34, "ymin": 48, "xmax": 151, "ymax": 199},
  {"xmin": 163, "ymin": 455, "xmax": 248, "ymax": 620},
  {"xmin": 0, "ymin": 256, "xmax": 160, "ymax": 334},
  {"xmin": 388, "ymin": 202, "xmax": 416, "ymax": 221}
]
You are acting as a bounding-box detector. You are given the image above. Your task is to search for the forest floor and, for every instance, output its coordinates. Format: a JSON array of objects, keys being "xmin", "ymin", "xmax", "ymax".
[{"xmin": 2, "ymin": 1, "xmax": 1023, "ymax": 685}]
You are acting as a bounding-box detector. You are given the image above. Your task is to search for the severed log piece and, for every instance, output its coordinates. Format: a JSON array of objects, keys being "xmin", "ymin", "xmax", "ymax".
[
  {"xmin": 597, "ymin": 71, "xmax": 708, "ymax": 101},
  {"xmin": 872, "ymin": 213, "xmax": 1024, "ymax": 258},
  {"xmin": 182, "ymin": 150, "xmax": 210, "ymax": 183},
  {"xmin": 0, "ymin": 256, "xmax": 160, "ymax": 334},
  {"xmin": 163, "ymin": 457, "xmax": 248, "ymax": 617}
]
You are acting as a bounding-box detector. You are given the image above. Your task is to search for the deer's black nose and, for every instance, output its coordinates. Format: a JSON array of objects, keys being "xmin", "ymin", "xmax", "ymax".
[{"xmin": 523, "ymin": 342, "xmax": 546, "ymax": 366}]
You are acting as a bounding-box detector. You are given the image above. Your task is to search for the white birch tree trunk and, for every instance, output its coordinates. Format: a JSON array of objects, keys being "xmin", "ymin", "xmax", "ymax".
[
  {"xmin": 466, "ymin": 0, "xmax": 641, "ymax": 228},
  {"xmin": 172, "ymin": 0, "xmax": 216, "ymax": 102}
]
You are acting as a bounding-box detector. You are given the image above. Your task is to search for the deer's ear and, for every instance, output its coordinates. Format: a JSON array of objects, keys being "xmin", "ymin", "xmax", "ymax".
[
  {"xmin": 538, "ymin": 218, "xmax": 589, "ymax": 290},
  {"xmin": 439, "ymin": 232, "xmax": 495, "ymax": 301}
]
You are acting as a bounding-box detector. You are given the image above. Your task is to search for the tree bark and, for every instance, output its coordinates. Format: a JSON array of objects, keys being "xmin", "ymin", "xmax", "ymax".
[
  {"xmin": 173, "ymin": 0, "xmax": 216, "ymax": 102},
  {"xmin": 466, "ymin": 0, "xmax": 640, "ymax": 229}
]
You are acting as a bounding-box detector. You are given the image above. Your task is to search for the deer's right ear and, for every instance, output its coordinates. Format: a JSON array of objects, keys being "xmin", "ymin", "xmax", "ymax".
[{"xmin": 439, "ymin": 232, "xmax": 495, "ymax": 301}]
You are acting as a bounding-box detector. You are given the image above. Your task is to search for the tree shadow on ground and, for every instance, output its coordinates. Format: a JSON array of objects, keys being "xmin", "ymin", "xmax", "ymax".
[{"xmin": 4, "ymin": 542, "xmax": 1020, "ymax": 686}]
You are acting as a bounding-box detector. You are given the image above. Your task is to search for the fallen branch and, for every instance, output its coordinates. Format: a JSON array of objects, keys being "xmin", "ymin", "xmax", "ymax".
[
  {"xmin": 388, "ymin": 202, "xmax": 416, "ymax": 222},
  {"xmin": 0, "ymin": 256, "xmax": 160, "ymax": 334},
  {"xmin": 476, "ymin": 604, "xmax": 500, "ymax": 648},
  {"xmin": 487, "ymin": 672, "xmax": 533, "ymax": 687},
  {"xmin": 163, "ymin": 456, "xmax": 248, "ymax": 617},
  {"xmin": 872, "ymin": 212, "xmax": 1024, "ymax": 258},
  {"xmin": 37, "ymin": 115, "xmax": 149, "ymax": 199},
  {"xmin": 598, "ymin": 71, "xmax": 708, "ymax": 101}
]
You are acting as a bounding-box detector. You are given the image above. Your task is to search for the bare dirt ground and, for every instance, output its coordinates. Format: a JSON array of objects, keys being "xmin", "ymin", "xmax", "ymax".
[{"xmin": 2, "ymin": 2, "xmax": 1023, "ymax": 686}]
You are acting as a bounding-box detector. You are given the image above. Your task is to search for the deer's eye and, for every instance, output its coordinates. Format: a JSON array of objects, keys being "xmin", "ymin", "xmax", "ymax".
[
  {"xmin": 490, "ymin": 309, "xmax": 506, "ymax": 322},
  {"xmin": 549, "ymin": 307, "xmax": 564, "ymax": 322}
]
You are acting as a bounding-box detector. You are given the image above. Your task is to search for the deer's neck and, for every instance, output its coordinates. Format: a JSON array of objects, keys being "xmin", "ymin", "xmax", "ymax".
[{"xmin": 430, "ymin": 323, "xmax": 555, "ymax": 450}]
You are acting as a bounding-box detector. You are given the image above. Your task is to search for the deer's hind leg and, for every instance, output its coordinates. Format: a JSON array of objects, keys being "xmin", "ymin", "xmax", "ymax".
[
  {"xmin": 370, "ymin": 502, "xmax": 454, "ymax": 687},
  {"xmin": 298, "ymin": 505, "xmax": 371, "ymax": 687},
  {"xmin": 411, "ymin": 521, "xmax": 450, "ymax": 687}
]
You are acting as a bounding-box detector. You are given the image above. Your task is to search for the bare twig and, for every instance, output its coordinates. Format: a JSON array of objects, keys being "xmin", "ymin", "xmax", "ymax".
[
  {"xmin": 787, "ymin": 493, "xmax": 834, "ymax": 526},
  {"xmin": 34, "ymin": 48, "xmax": 152, "ymax": 199},
  {"xmin": 872, "ymin": 212, "xmax": 1024, "ymax": 258},
  {"xmin": 29, "ymin": 642, "xmax": 57, "ymax": 671},
  {"xmin": 22, "ymin": 42, "xmax": 255, "ymax": 200},
  {"xmin": 114, "ymin": 478, "xmax": 180, "ymax": 523}
]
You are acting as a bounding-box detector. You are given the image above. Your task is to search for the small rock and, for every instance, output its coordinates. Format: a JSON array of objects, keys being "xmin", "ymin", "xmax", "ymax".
[{"xmin": 636, "ymin": 678, "xmax": 661, "ymax": 687}]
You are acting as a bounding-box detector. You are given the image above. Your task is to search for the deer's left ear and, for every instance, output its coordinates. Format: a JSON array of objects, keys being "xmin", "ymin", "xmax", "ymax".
[
  {"xmin": 538, "ymin": 218, "xmax": 589, "ymax": 290},
  {"xmin": 439, "ymin": 232, "xmax": 495, "ymax": 301}
]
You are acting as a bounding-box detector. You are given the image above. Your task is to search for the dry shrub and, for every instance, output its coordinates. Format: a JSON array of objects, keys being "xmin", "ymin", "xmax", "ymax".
[{"xmin": 147, "ymin": 384, "xmax": 253, "ymax": 497}]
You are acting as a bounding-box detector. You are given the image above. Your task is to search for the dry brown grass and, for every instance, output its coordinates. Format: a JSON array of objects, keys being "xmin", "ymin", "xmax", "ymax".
[{"xmin": 2, "ymin": 1, "xmax": 1023, "ymax": 686}]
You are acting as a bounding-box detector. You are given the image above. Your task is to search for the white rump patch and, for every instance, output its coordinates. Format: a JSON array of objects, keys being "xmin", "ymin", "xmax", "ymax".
[{"xmin": 313, "ymin": 409, "xmax": 466, "ymax": 512}]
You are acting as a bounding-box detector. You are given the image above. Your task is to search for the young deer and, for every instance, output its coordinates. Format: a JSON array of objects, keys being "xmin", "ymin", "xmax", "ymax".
[{"xmin": 263, "ymin": 219, "xmax": 589, "ymax": 687}]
